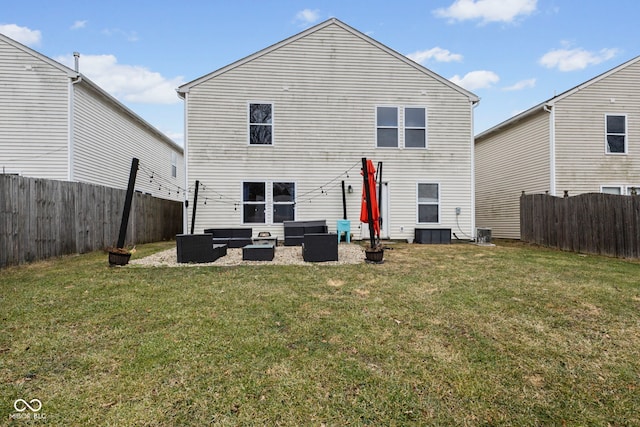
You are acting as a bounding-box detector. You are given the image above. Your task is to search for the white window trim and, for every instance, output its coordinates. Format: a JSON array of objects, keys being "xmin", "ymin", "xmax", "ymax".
[
  {"xmin": 376, "ymin": 105, "xmax": 399, "ymax": 149},
  {"xmin": 626, "ymin": 186, "xmax": 640, "ymax": 195},
  {"xmin": 248, "ymin": 102, "xmax": 274, "ymax": 146},
  {"xmin": 416, "ymin": 182, "xmax": 440, "ymax": 224},
  {"xmin": 241, "ymin": 180, "xmax": 297, "ymax": 225},
  {"xmin": 170, "ymin": 151, "xmax": 177, "ymax": 178},
  {"xmin": 404, "ymin": 106, "xmax": 428, "ymax": 149},
  {"xmin": 605, "ymin": 113, "xmax": 627, "ymax": 155},
  {"xmin": 272, "ymin": 180, "xmax": 297, "ymax": 224},
  {"xmin": 600, "ymin": 185, "xmax": 623, "ymax": 195},
  {"xmin": 241, "ymin": 181, "xmax": 267, "ymax": 225}
]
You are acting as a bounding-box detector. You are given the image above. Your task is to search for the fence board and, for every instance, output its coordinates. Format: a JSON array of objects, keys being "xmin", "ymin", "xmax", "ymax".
[
  {"xmin": 0, "ymin": 175, "xmax": 183, "ymax": 268},
  {"xmin": 521, "ymin": 193, "xmax": 640, "ymax": 258}
]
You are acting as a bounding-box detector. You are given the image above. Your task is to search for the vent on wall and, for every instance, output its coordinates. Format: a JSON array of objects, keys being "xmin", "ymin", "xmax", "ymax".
[{"xmin": 476, "ymin": 228, "xmax": 492, "ymax": 244}]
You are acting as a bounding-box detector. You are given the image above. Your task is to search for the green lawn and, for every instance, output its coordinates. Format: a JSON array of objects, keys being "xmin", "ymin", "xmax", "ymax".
[{"xmin": 1, "ymin": 241, "xmax": 639, "ymax": 426}]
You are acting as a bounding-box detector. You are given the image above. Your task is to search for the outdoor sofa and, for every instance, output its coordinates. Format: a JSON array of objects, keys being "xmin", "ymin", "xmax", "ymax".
[
  {"xmin": 176, "ymin": 233, "xmax": 227, "ymax": 263},
  {"xmin": 203, "ymin": 228, "xmax": 253, "ymax": 248},
  {"xmin": 283, "ymin": 220, "xmax": 328, "ymax": 246}
]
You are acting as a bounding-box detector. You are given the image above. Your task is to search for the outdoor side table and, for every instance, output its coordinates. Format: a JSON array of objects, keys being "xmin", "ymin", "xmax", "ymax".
[{"xmin": 337, "ymin": 219, "xmax": 351, "ymax": 243}]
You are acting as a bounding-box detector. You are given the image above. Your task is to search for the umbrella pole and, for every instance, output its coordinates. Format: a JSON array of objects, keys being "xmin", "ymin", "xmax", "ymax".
[{"xmin": 362, "ymin": 157, "xmax": 376, "ymax": 248}]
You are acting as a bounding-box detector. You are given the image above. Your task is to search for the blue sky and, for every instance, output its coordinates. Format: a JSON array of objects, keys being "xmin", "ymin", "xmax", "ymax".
[{"xmin": 2, "ymin": 0, "xmax": 639, "ymax": 145}]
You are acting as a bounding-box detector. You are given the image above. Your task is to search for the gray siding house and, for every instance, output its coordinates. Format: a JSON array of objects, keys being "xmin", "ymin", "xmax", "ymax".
[
  {"xmin": 0, "ymin": 33, "xmax": 184, "ymax": 200},
  {"xmin": 178, "ymin": 18, "xmax": 479, "ymax": 241},
  {"xmin": 475, "ymin": 55, "xmax": 640, "ymax": 239}
]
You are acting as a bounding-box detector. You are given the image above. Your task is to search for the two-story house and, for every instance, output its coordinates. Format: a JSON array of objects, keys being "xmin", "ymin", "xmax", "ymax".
[
  {"xmin": 178, "ymin": 18, "xmax": 479, "ymax": 241},
  {"xmin": 0, "ymin": 33, "xmax": 184, "ymax": 201},
  {"xmin": 476, "ymin": 55, "xmax": 640, "ymax": 239}
]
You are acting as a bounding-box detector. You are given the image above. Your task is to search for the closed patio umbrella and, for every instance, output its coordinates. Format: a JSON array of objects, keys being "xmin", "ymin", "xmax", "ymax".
[{"xmin": 360, "ymin": 158, "xmax": 380, "ymax": 247}]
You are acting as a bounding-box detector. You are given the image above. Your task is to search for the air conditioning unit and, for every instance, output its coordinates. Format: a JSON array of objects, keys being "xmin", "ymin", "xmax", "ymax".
[{"xmin": 476, "ymin": 228, "xmax": 492, "ymax": 244}]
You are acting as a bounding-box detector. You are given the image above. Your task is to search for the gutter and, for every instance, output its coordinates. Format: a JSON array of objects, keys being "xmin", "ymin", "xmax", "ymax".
[
  {"xmin": 543, "ymin": 104, "xmax": 556, "ymax": 196},
  {"xmin": 68, "ymin": 71, "xmax": 82, "ymax": 182},
  {"xmin": 471, "ymin": 99, "xmax": 479, "ymax": 239}
]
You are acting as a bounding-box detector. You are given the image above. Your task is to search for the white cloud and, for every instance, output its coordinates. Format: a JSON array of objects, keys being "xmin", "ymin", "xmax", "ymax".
[
  {"xmin": 539, "ymin": 48, "xmax": 618, "ymax": 72},
  {"xmin": 434, "ymin": 0, "xmax": 537, "ymax": 24},
  {"xmin": 55, "ymin": 53, "xmax": 184, "ymax": 104},
  {"xmin": 503, "ymin": 78, "xmax": 536, "ymax": 91},
  {"xmin": 407, "ymin": 47, "xmax": 463, "ymax": 65},
  {"xmin": 295, "ymin": 9, "xmax": 321, "ymax": 26},
  {"xmin": 449, "ymin": 70, "xmax": 499, "ymax": 90},
  {"xmin": 102, "ymin": 28, "xmax": 139, "ymax": 42},
  {"xmin": 71, "ymin": 20, "xmax": 87, "ymax": 30},
  {"xmin": 0, "ymin": 24, "xmax": 41, "ymax": 46}
]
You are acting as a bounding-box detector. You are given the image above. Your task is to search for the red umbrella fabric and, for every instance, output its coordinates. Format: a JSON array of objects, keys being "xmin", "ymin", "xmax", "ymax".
[{"xmin": 360, "ymin": 159, "xmax": 380, "ymax": 237}]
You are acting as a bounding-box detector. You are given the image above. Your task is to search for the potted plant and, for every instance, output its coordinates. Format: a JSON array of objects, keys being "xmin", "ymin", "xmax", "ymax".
[
  {"xmin": 107, "ymin": 246, "xmax": 136, "ymax": 266},
  {"xmin": 365, "ymin": 243, "xmax": 384, "ymax": 263}
]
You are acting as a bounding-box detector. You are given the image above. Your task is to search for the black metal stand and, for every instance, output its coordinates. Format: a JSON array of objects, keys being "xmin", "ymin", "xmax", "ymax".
[{"xmin": 116, "ymin": 158, "xmax": 139, "ymax": 249}]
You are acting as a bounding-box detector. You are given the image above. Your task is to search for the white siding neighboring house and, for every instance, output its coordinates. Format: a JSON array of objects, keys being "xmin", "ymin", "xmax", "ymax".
[
  {"xmin": 178, "ymin": 18, "xmax": 479, "ymax": 241},
  {"xmin": 475, "ymin": 55, "xmax": 640, "ymax": 239},
  {"xmin": 0, "ymin": 33, "xmax": 184, "ymax": 201}
]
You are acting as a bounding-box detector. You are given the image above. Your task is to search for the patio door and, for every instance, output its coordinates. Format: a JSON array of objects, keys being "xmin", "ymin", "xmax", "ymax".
[{"xmin": 380, "ymin": 181, "xmax": 389, "ymax": 238}]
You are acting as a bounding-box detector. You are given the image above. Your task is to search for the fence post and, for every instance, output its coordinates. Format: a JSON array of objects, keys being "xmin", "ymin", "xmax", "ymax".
[
  {"xmin": 191, "ymin": 180, "xmax": 199, "ymax": 234},
  {"xmin": 117, "ymin": 158, "xmax": 139, "ymax": 248}
]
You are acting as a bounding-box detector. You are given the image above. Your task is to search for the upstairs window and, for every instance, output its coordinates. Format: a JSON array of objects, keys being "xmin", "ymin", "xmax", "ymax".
[
  {"xmin": 606, "ymin": 114, "xmax": 626, "ymax": 154},
  {"xmin": 405, "ymin": 107, "xmax": 427, "ymax": 148},
  {"xmin": 249, "ymin": 103, "xmax": 273, "ymax": 145},
  {"xmin": 417, "ymin": 183, "xmax": 439, "ymax": 223},
  {"xmin": 376, "ymin": 107, "xmax": 398, "ymax": 148}
]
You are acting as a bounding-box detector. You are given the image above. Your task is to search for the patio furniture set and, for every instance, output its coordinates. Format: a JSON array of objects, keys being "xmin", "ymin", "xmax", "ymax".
[{"xmin": 176, "ymin": 219, "xmax": 344, "ymax": 264}]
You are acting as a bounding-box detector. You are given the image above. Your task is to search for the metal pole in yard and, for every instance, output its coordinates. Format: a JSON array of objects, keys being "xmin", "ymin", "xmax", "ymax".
[
  {"xmin": 191, "ymin": 180, "xmax": 199, "ymax": 234},
  {"xmin": 341, "ymin": 180, "xmax": 347, "ymax": 220},
  {"xmin": 117, "ymin": 158, "xmax": 139, "ymax": 249}
]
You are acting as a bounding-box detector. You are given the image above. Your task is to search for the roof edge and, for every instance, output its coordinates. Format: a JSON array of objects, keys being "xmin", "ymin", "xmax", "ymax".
[
  {"xmin": 0, "ymin": 33, "xmax": 78, "ymax": 78},
  {"xmin": 79, "ymin": 76, "xmax": 183, "ymax": 153},
  {"xmin": 0, "ymin": 33, "xmax": 182, "ymax": 152},
  {"xmin": 476, "ymin": 54, "xmax": 640, "ymax": 141},
  {"xmin": 178, "ymin": 18, "xmax": 479, "ymax": 102}
]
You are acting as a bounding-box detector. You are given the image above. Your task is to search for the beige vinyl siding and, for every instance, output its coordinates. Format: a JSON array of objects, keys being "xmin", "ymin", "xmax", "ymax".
[
  {"xmin": 186, "ymin": 23, "xmax": 474, "ymax": 240},
  {"xmin": 0, "ymin": 38, "xmax": 69, "ymax": 178},
  {"xmin": 554, "ymin": 60, "xmax": 640, "ymax": 195},
  {"xmin": 475, "ymin": 110, "xmax": 550, "ymax": 239},
  {"xmin": 72, "ymin": 82, "xmax": 184, "ymax": 201}
]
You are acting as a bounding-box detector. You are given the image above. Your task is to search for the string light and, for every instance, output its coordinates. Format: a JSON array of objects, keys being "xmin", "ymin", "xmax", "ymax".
[
  {"xmin": 137, "ymin": 161, "xmax": 186, "ymax": 197},
  {"xmin": 189, "ymin": 160, "xmax": 360, "ymax": 208}
]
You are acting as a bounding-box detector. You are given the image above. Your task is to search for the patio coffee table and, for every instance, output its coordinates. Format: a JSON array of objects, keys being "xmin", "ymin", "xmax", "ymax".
[{"xmin": 242, "ymin": 244, "xmax": 275, "ymax": 261}]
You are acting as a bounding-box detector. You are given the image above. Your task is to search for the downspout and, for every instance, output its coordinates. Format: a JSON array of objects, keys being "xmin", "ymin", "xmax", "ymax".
[
  {"xmin": 68, "ymin": 52, "xmax": 82, "ymax": 182},
  {"xmin": 543, "ymin": 104, "xmax": 556, "ymax": 196},
  {"xmin": 182, "ymin": 91, "xmax": 189, "ymax": 234},
  {"xmin": 470, "ymin": 99, "xmax": 479, "ymax": 240}
]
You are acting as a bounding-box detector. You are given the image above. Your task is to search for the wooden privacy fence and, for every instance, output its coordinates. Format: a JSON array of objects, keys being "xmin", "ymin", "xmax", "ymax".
[
  {"xmin": 0, "ymin": 174, "xmax": 183, "ymax": 268},
  {"xmin": 521, "ymin": 193, "xmax": 640, "ymax": 258}
]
